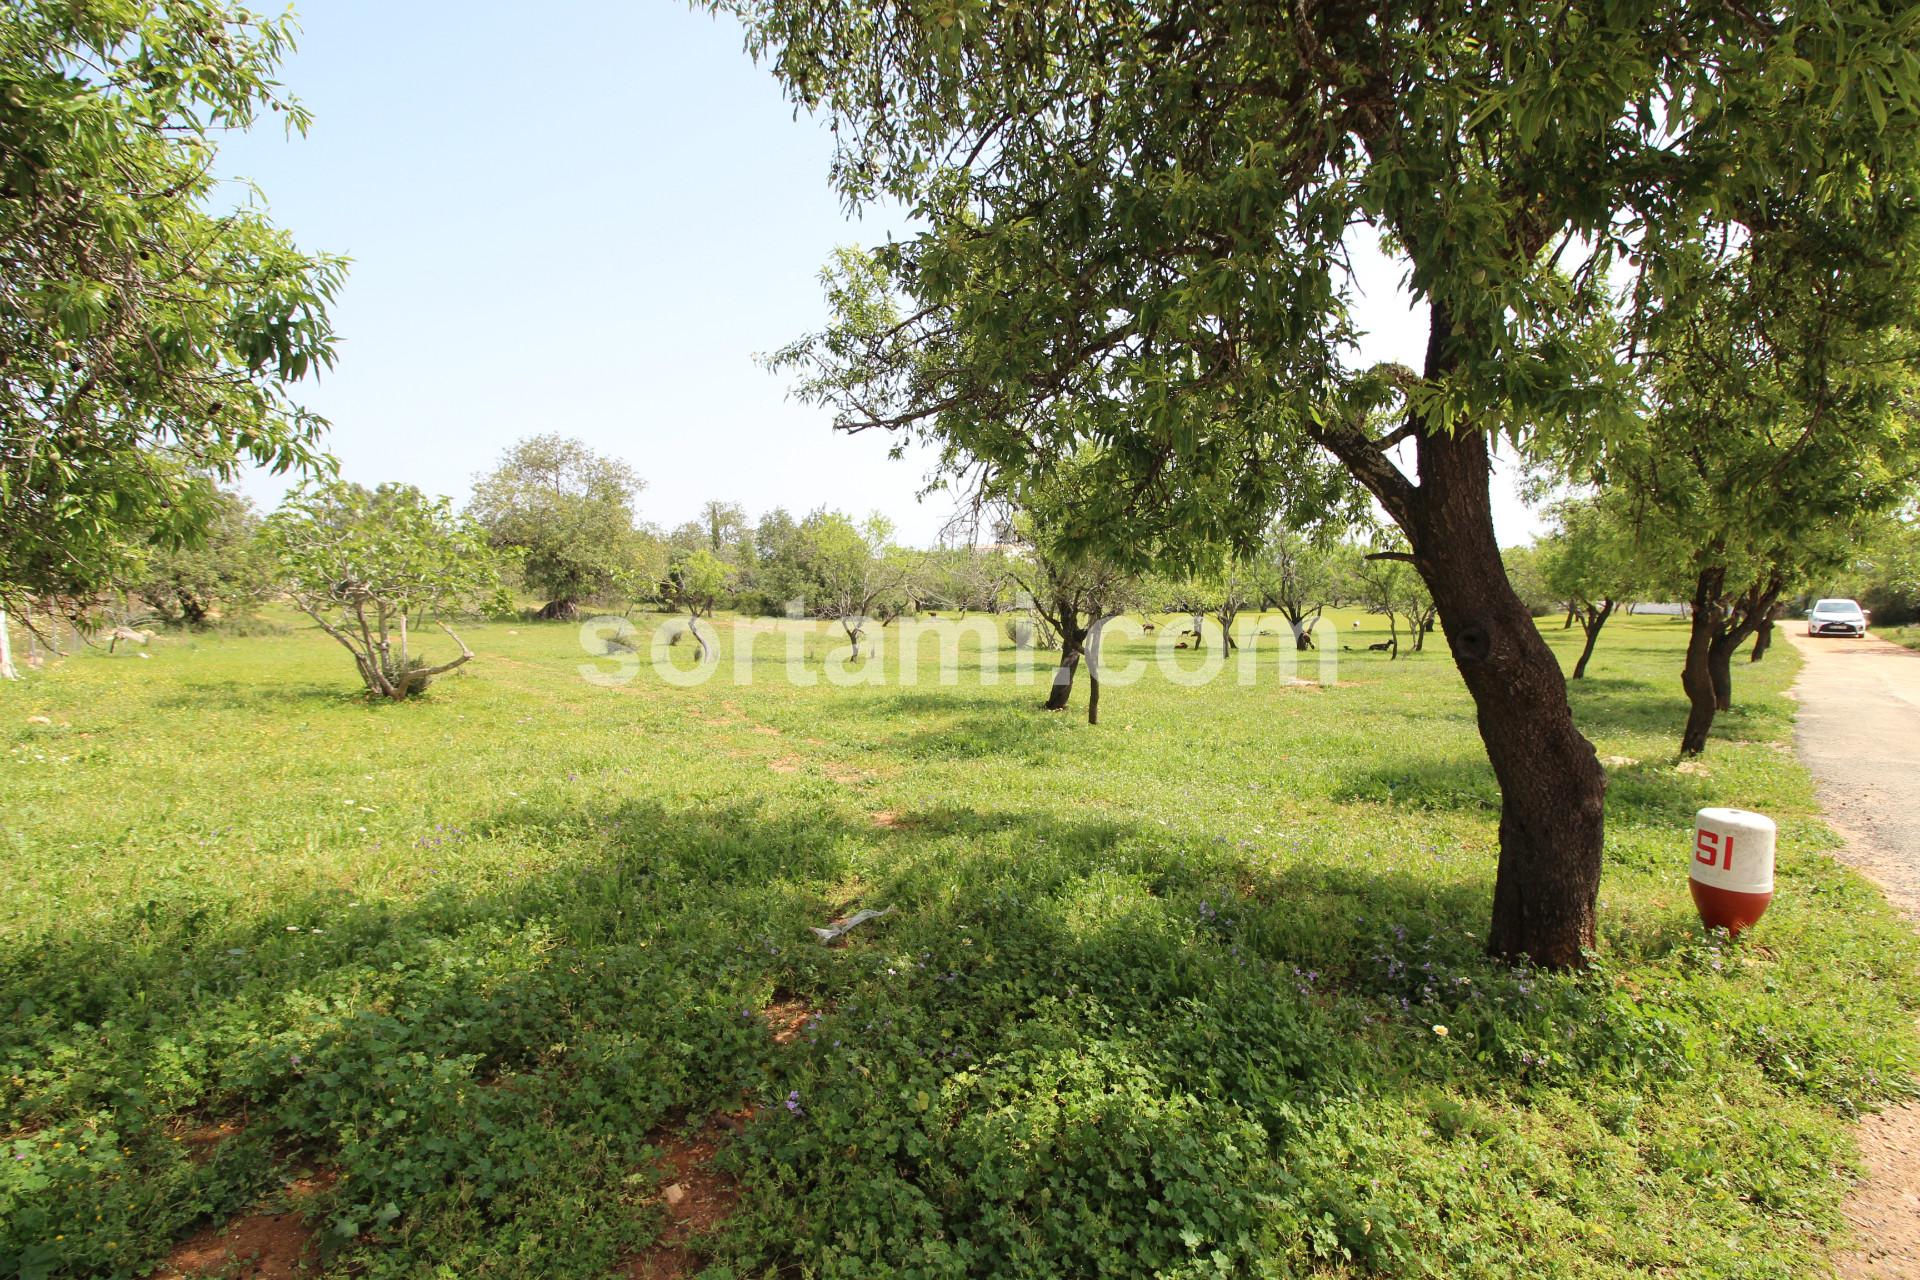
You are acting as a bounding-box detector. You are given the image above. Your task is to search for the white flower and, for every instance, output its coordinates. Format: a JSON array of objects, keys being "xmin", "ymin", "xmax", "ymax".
[{"xmin": 1432, "ymin": 1025, "xmax": 1449, "ymax": 1038}]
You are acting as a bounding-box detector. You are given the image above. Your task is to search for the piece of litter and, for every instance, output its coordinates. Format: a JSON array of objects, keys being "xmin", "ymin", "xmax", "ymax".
[
  {"xmin": 663, "ymin": 1183, "xmax": 687, "ymax": 1207},
  {"xmin": 809, "ymin": 907, "xmax": 894, "ymax": 944}
]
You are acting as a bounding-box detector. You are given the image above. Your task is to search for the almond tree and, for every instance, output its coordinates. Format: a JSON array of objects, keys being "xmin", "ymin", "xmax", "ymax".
[
  {"xmin": 0, "ymin": 3, "xmax": 342, "ymax": 669},
  {"xmin": 661, "ymin": 547, "xmax": 736, "ymax": 662},
  {"xmin": 1582, "ymin": 234, "xmax": 1920, "ymax": 754},
  {"xmin": 725, "ymin": 0, "xmax": 1920, "ymax": 965},
  {"xmin": 1539, "ymin": 498, "xmax": 1642, "ymax": 681},
  {"xmin": 803, "ymin": 511, "xmax": 909, "ymax": 659}
]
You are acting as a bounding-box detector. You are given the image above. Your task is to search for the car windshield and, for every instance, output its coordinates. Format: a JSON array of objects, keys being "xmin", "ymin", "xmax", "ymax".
[{"xmin": 1813, "ymin": 601, "xmax": 1860, "ymax": 614}]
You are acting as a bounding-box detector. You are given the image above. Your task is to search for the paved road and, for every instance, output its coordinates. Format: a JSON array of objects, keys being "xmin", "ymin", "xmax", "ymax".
[
  {"xmin": 1786, "ymin": 628, "xmax": 1920, "ymax": 920},
  {"xmin": 1788, "ymin": 628, "xmax": 1920, "ymax": 1279}
]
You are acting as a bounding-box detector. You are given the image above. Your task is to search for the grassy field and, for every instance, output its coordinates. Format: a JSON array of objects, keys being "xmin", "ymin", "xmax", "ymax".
[
  {"xmin": 1882, "ymin": 624, "xmax": 1920, "ymax": 652},
  {"xmin": 2, "ymin": 610, "xmax": 1916, "ymax": 1279}
]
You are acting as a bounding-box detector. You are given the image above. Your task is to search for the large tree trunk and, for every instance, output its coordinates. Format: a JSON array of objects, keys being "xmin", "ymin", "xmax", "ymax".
[
  {"xmin": 1570, "ymin": 600, "xmax": 1614, "ymax": 680},
  {"xmin": 0, "ymin": 608, "xmax": 15, "ymax": 680},
  {"xmin": 1313, "ymin": 313, "xmax": 1607, "ymax": 967},
  {"xmin": 1401, "ymin": 431, "xmax": 1605, "ymax": 967},
  {"xmin": 536, "ymin": 598, "xmax": 579, "ymax": 621},
  {"xmin": 1680, "ymin": 569, "xmax": 1724, "ymax": 756}
]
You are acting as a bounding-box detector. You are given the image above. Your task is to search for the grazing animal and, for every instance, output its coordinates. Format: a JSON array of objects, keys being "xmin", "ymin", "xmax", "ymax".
[{"xmin": 1368, "ymin": 640, "xmax": 1394, "ymax": 652}]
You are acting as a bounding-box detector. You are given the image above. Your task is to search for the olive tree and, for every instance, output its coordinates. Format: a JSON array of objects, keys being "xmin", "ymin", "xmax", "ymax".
[
  {"xmin": 267, "ymin": 483, "xmax": 505, "ymax": 700},
  {"xmin": 724, "ymin": 0, "xmax": 1920, "ymax": 965}
]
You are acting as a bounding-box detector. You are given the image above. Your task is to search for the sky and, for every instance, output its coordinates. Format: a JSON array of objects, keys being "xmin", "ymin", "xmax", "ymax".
[{"xmin": 219, "ymin": 1, "xmax": 1544, "ymax": 547}]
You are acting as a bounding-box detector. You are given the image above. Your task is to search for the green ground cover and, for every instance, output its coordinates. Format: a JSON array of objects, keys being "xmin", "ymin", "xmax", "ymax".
[
  {"xmin": 1880, "ymin": 624, "xmax": 1920, "ymax": 652},
  {"xmin": 1, "ymin": 611, "xmax": 1914, "ymax": 1278}
]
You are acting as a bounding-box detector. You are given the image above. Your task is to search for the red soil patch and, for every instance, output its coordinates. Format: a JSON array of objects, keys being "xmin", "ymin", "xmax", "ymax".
[
  {"xmin": 767, "ymin": 757, "xmax": 801, "ymax": 774},
  {"xmin": 170, "ymin": 1118, "xmax": 245, "ymax": 1165},
  {"xmin": 150, "ymin": 1171, "xmax": 335, "ymax": 1280},
  {"xmin": 625, "ymin": 1115, "xmax": 747, "ymax": 1280},
  {"xmin": 869, "ymin": 810, "xmax": 906, "ymax": 829},
  {"xmin": 763, "ymin": 997, "xmax": 820, "ymax": 1046},
  {"xmin": 749, "ymin": 724, "xmax": 781, "ymax": 737}
]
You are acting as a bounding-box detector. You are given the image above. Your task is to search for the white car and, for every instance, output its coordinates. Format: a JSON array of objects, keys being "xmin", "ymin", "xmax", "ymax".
[{"xmin": 1806, "ymin": 598, "xmax": 1869, "ymax": 637}]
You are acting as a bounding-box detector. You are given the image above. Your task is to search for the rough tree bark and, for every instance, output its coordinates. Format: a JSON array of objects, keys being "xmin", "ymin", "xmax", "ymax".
[
  {"xmin": 1680, "ymin": 569, "xmax": 1781, "ymax": 753},
  {"xmin": 536, "ymin": 599, "xmax": 579, "ymax": 622},
  {"xmin": 1570, "ymin": 599, "xmax": 1615, "ymax": 680},
  {"xmin": 1314, "ymin": 319, "xmax": 1607, "ymax": 967},
  {"xmin": 1408, "ymin": 431, "xmax": 1605, "ymax": 967},
  {"xmin": 0, "ymin": 608, "xmax": 15, "ymax": 680}
]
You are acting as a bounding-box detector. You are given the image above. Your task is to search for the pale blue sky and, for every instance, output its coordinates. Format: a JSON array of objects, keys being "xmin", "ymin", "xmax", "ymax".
[{"xmin": 221, "ymin": 1, "xmax": 1541, "ymax": 546}]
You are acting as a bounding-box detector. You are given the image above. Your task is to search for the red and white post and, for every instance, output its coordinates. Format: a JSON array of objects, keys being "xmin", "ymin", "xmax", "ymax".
[{"xmin": 1688, "ymin": 807, "xmax": 1776, "ymax": 937}]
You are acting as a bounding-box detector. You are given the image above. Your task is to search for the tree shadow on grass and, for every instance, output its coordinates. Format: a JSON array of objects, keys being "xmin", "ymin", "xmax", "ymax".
[
  {"xmin": 1, "ymin": 782, "xmax": 1883, "ymax": 1280},
  {"xmin": 144, "ymin": 680, "xmax": 365, "ymax": 713},
  {"xmin": 1328, "ymin": 755, "xmax": 1503, "ymax": 812}
]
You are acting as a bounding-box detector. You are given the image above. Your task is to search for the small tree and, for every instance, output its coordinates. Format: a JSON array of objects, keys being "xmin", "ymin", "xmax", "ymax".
[
  {"xmin": 268, "ymin": 482, "xmax": 504, "ymax": 700},
  {"xmin": 1540, "ymin": 498, "xmax": 1642, "ymax": 680},
  {"xmin": 1352, "ymin": 546, "xmax": 1412, "ymax": 659},
  {"xmin": 661, "ymin": 548, "xmax": 736, "ymax": 661},
  {"xmin": 1160, "ymin": 576, "xmax": 1214, "ymax": 655},
  {"xmin": 469, "ymin": 435, "xmax": 646, "ymax": 620},
  {"xmin": 804, "ymin": 511, "xmax": 908, "ymax": 659},
  {"xmin": 1002, "ymin": 463, "xmax": 1142, "ymax": 723},
  {"xmin": 1400, "ymin": 572, "xmax": 1439, "ymax": 653},
  {"xmin": 1255, "ymin": 528, "xmax": 1342, "ymax": 651}
]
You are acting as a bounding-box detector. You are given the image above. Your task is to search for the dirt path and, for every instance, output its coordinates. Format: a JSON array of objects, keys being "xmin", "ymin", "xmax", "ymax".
[{"xmin": 1785, "ymin": 628, "xmax": 1920, "ymax": 1278}]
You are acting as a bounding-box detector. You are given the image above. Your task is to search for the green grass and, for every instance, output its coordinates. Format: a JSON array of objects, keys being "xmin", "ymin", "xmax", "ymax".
[
  {"xmin": 1881, "ymin": 624, "xmax": 1920, "ymax": 651},
  {"xmin": 2, "ymin": 611, "xmax": 1915, "ymax": 1279}
]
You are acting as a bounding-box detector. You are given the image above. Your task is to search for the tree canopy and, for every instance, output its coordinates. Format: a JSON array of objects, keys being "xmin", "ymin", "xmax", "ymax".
[
  {"xmin": 0, "ymin": 1, "xmax": 342, "ymax": 610},
  {"xmin": 717, "ymin": 0, "xmax": 1920, "ymax": 964},
  {"xmin": 469, "ymin": 435, "xmax": 648, "ymax": 619},
  {"xmin": 266, "ymin": 481, "xmax": 504, "ymax": 700}
]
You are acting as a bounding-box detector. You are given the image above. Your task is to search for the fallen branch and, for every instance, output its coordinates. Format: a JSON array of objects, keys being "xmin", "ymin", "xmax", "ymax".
[{"xmin": 809, "ymin": 907, "xmax": 894, "ymax": 944}]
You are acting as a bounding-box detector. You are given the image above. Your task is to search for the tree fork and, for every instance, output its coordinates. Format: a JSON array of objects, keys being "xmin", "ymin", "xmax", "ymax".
[{"xmin": 1315, "ymin": 345, "xmax": 1605, "ymax": 967}]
